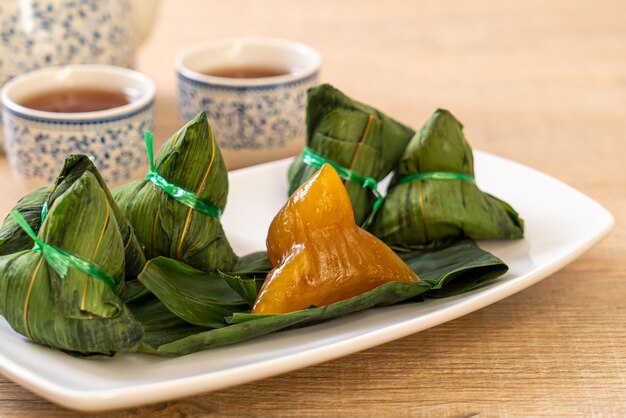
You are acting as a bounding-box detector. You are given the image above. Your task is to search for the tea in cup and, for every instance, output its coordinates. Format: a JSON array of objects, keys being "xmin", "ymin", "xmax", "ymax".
[
  {"xmin": 1, "ymin": 64, "xmax": 155, "ymax": 186},
  {"xmin": 175, "ymin": 37, "xmax": 321, "ymax": 169}
]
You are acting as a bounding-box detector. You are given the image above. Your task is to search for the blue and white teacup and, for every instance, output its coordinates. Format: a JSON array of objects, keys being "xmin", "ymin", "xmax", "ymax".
[
  {"xmin": 1, "ymin": 64, "xmax": 155, "ymax": 186},
  {"xmin": 175, "ymin": 37, "xmax": 321, "ymax": 169}
]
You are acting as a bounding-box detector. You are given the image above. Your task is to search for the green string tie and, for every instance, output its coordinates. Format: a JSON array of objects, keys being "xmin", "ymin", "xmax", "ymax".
[
  {"xmin": 397, "ymin": 172, "xmax": 476, "ymax": 185},
  {"xmin": 40, "ymin": 201, "xmax": 49, "ymax": 222},
  {"xmin": 144, "ymin": 131, "xmax": 222, "ymax": 219},
  {"xmin": 301, "ymin": 147, "xmax": 385, "ymax": 226},
  {"xmin": 10, "ymin": 210, "xmax": 117, "ymax": 292},
  {"xmin": 301, "ymin": 147, "xmax": 384, "ymax": 204}
]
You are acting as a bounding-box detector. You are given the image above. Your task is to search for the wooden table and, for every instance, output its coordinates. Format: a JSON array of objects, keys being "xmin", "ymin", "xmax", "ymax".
[{"xmin": 1, "ymin": 0, "xmax": 625, "ymax": 416}]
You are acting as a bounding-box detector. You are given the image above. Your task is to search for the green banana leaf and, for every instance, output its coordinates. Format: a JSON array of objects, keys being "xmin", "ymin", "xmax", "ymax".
[
  {"xmin": 370, "ymin": 109, "xmax": 524, "ymax": 249},
  {"xmin": 0, "ymin": 172, "xmax": 142, "ymax": 354},
  {"xmin": 130, "ymin": 239, "xmax": 506, "ymax": 356},
  {"xmin": 120, "ymin": 279, "xmax": 153, "ymax": 305},
  {"xmin": 0, "ymin": 185, "xmax": 51, "ymax": 255},
  {"xmin": 0, "ymin": 155, "xmax": 146, "ymax": 279},
  {"xmin": 122, "ymin": 250, "xmax": 273, "ymax": 349},
  {"xmin": 134, "ymin": 252, "xmax": 275, "ymax": 331},
  {"xmin": 125, "ymin": 290, "xmax": 204, "ymax": 350},
  {"xmin": 124, "ymin": 254, "xmax": 272, "ymax": 350},
  {"xmin": 113, "ymin": 112, "xmax": 237, "ymax": 272},
  {"xmin": 288, "ymin": 84, "xmax": 415, "ymax": 225},
  {"xmin": 233, "ymin": 251, "xmax": 273, "ymax": 275},
  {"xmin": 399, "ymin": 239, "xmax": 508, "ymax": 297},
  {"xmin": 227, "ymin": 251, "xmax": 273, "ymax": 303},
  {"xmin": 138, "ymin": 257, "xmax": 250, "ymax": 328}
]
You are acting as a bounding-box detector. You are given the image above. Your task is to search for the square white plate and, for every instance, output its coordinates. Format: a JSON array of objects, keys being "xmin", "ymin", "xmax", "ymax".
[{"xmin": 0, "ymin": 152, "xmax": 613, "ymax": 412}]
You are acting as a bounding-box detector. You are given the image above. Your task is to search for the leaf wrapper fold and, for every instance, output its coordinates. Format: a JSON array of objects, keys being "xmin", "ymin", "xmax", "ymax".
[
  {"xmin": 0, "ymin": 172, "xmax": 142, "ymax": 354},
  {"xmin": 114, "ymin": 112, "xmax": 237, "ymax": 272},
  {"xmin": 0, "ymin": 155, "xmax": 146, "ymax": 279},
  {"xmin": 370, "ymin": 109, "xmax": 524, "ymax": 248},
  {"xmin": 138, "ymin": 257, "xmax": 250, "ymax": 328},
  {"xmin": 288, "ymin": 84, "xmax": 415, "ymax": 225}
]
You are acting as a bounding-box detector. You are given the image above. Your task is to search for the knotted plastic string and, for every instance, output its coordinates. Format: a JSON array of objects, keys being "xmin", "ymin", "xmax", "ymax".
[
  {"xmin": 301, "ymin": 147, "xmax": 385, "ymax": 227},
  {"xmin": 144, "ymin": 131, "xmax": 222, "ymax": 219},
  {"xmin": 397, "ymin": 172, "xmax": 476, "ymax": 185},
  {"xmin": 10, "ymin": 210, "xmax": 117, "ymax": 292},
  {"xmin": 40, "ymin": 201, "xmax": 49, "ymax": 223}
]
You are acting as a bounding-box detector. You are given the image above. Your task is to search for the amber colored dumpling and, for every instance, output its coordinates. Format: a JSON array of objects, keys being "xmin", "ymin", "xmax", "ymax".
[{"xmin": 252, "ymin": 164, "xmax": 418, "ymax": 314}]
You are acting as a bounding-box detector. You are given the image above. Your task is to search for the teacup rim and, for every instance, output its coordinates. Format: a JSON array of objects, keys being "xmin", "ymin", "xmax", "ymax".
[
  {"xmin": 0, "ymin": 64, "xmax": 156, "ymax": 122},
  {"xmin": 175, "ymin": 37, "xmax": 322, "ymax": 88}
]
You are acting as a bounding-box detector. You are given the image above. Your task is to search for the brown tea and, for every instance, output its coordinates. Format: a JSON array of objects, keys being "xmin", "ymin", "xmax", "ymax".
[
  {"xmin": 19, "ymin": 88, "xmax": 132, "ymax": 113},
  {"xmin": 202, "ymin": 65, "xmax": 291, "ymax": 79}
]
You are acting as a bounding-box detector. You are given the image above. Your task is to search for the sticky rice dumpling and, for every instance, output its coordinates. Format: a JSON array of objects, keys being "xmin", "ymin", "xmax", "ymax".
[
  {"xmin": 113, "ymin": 112, "xmax": 237, "ymax": 272},
  {"xmin": 369, "ymin": 109, "xmax": 524, "ymax": 248},
  {"xmin": 0, "ymin": 155, "xmax": 146, "ymax": 279},
  {"xmin": 288, "ymin": 84, "xmax": 415, "ymax": 225},
  {"xmin": 253, "ymin": 164, "xmax": 418, "ymax": 315},
  {"xmin": 0, "ymin": 172, "xmax": 142, "ymax": 354}
]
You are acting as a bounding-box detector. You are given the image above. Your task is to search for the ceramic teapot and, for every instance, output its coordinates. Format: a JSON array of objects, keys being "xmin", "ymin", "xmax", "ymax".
[{"xmin": 0, "ymin": 0, "xmax": 158, "ymax": 75}]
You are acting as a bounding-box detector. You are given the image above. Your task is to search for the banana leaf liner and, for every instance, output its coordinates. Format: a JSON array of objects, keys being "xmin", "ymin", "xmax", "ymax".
[
  {"xmin": 370, "ymin": 109, "xmax": 524, "ymax": 249},
  {"xmin": 129, "ymin": 239, "xmax": 507, "ymax": 356},
  {"xmin": 0, "ymin": 155, "xmax": 146, "ymax": 279},
  {"xmin": 113, "ymin": 112, "xmax": 237, "ymax": 272},
  {"xmin": 288, "ymin": 84, "xmax": 415, "ymax": 225},
  {"xmin": 0, "ymin": 172, "xmax": 142, "ymax": 354}
]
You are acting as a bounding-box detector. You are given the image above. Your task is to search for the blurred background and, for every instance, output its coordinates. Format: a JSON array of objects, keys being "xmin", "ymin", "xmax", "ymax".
[{"xmin": 140, "ymin": 0, "xmax": 626, "ymax": 193}]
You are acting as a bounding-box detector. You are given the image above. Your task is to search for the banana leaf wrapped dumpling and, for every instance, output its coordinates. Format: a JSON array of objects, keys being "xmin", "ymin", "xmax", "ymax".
[
  {"xmin": 113, "ymin": 112, "xmax": 237, "ymax": 272},
  {"xmin": 370, "ymin": 109, "xmax": 524, "ymax": 248},
  {"xmin": 0, "ymin": 172, "xmax": 142, "ymax": 354},
  {"xmin": 0, "ymin": 155, "xmax": 146, "ymax": 279},
  {"xmin": 288, "ymin": 84, "xmax": 415, "ymax": 225}
]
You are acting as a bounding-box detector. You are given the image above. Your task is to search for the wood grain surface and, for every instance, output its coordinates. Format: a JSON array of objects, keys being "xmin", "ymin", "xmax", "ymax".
[{"xmin": 0, "ymin": 0, "xmax": 625, "ymax": 416}]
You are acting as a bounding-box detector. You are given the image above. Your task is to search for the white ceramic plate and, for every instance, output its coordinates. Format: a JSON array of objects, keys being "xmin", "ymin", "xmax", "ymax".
[{"xmin": 0, "ymin": 152, "xmax": 613, "ymax": 412}]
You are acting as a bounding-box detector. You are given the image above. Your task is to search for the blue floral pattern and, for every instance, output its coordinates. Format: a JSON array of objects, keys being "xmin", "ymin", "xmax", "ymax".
[
  {"xmin": 0, "ymin": 0, "xmax": 138, "ymax": 149},
  {"xmin": 177, "ymin": 73, "xmax": 317, "ymax": 151},
  {"xmin": 3, "ymin": 103, "xmax": 154, "ymax": 184},
  {"xmin": 0, "ymin": 0, "xmax": 136, "ymax": 78}
]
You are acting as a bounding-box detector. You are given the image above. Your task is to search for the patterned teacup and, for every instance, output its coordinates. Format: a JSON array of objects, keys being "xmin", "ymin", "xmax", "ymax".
[
  {"xmin": 175, "ymin": 37, "xmax": 321, "ymax": 169},
  {"xmin": 1, "ymin": 64, "xmax": 155, "ymax": 186}
]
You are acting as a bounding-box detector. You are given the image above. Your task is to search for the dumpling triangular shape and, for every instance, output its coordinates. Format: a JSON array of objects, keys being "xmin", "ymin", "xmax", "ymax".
[{"xmin": 253, "ymin": 164, "xmax": 418, "ymax": 314}]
